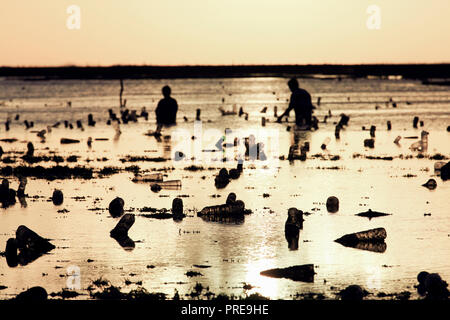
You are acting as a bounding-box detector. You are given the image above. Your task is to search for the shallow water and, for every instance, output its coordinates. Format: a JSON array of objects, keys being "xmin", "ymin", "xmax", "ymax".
[{"xmin": 0, "ymin": 77, "xmax": 449, "ymax": 300}]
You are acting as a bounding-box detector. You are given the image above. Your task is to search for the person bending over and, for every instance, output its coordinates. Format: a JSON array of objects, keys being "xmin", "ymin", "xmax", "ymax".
[{"xmin": 277, "ymin": 78, "xmax": 314, "ymax": 127}]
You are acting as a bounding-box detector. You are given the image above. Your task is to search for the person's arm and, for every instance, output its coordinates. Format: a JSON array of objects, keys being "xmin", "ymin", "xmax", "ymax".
[
  {"xmin": 155, "ymin": 100, "xmax": 162, "ymax": 123},
  {"xmin": 305, "ymin": 91, "xmax": 315, "ymax": 111},
  {"xmin": 172, "ymin": 99, "xmax": 178, "ymax": 123},
  {"xmin": 277, "ymin": 99, "xmax": 294, "ymax": 122}
]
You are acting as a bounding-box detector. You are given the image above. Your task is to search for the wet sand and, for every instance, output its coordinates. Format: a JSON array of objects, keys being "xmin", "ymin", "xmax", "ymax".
[{"xmin": 0, "ymin": 77, "xmax": 449, "ymax": 300}]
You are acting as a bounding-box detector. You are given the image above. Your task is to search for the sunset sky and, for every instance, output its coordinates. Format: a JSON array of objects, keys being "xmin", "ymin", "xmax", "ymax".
[{"xmin": 1, "ymin": 0, "xmax": 449, "ymax": 66}]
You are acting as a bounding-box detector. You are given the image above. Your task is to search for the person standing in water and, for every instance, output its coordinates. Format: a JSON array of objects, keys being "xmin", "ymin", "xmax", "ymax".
[
  {"xmin": 277, "ymin": 78, "xmax": 314, "ymax": 128},
  {"xmin": 155, "ymin": 85, "xmax": 178, "ymax": 126}
]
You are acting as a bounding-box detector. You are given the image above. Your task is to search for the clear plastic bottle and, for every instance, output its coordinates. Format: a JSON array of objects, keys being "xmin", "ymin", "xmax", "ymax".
[
  {"xmin": 132, "ymin": 173, "xmax": 163, "ymax": 183},
  {"xmin": 151, "ymin": 180, "xmax": 182, "ymax": 190},
  {"xmin": 17, "ymin": 177, "xmax": 27, "ymax": 197},
  {"xmin": 321, "ymin": 137, "xmax": 331, "ymax": 150}
]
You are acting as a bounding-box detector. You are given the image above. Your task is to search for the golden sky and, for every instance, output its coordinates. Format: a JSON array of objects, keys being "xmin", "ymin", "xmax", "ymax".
[{"xmin": 1, "ymin": 0, "xmax": 449, "ymax": 66}]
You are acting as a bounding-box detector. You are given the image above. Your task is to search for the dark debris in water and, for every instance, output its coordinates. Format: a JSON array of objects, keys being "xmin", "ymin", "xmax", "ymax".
[
  {"xmin": 99, "ymin": 167, "xmax": 121, "ymax": 176},
  {"xmin": 49, "ymin": 289, "xmax": 82, "ymax": 299},
  {"xmin": 353, "ymin": 153, "xmax": 449, "ymax": 161},
  {"xmin": 140, "ymin": 213, "xmax": 173, "ymax": 219},
  {"xmin": 0, "ymin": 165, "xmax": 93, "ymax": 180},
  {"xmin": 292, "ymin": 292, "xmax": 325, "ymax": 300},
  {"xmin": 356, "ymin": 209, "xmax": 391, "ymax": 218},
  {"xmin": 136, "ymin": 205, "xmax": 187, "ymax": 219},
  {"xmin": 184, "ymin": 165, "xmax": 204, "ymax": 171},
  {"xmin": 377, "ymin": 291, "xmax": 411, "ymax": 300},
  {"xmin": 260, "ymin": 264, "xmax": 315, "ymax": 282},
  {"xmin": 186, "ymin": 271, "xmax": 203, "ymax": 277},
  {"xmin": 88, "ymin": 280, "xmax": 167, "ymax": 301},
  {"xmin": 310, "ymin": 154, "xmax": 341, "ymax": 161},
  {"xmin": 119, "ymin": 156, "xmax": 167, "ymax": 163},
  {"xmin": 0, "ymin": 138, "xmax": 18, "ymax": 143},
  {"xmin": 193, "ymin": 264, "xmax": 211, "ymax": 269}
]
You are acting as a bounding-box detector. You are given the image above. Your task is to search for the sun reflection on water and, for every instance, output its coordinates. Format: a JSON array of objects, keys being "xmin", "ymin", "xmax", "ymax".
[{"xmin": 243, "ymin": 258, "xmax": 281, "ymax": 299}]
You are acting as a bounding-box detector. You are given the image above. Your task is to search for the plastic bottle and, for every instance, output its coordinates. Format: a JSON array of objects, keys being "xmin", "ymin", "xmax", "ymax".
[
  {"xmin": 132, "ymin": 173, "xmax": 163, "ymax": 183},
  {"xmin": 151, "ymin": 180, "xmax": 182, "ymax": 190},
  {"xmin": 17, "ymin": 177, "xmax": 27, "ymax": 197},
  {"xmin": 321, "ymin": 137, "xmax": 331, "ymax": 150},
  {"xmin": 198, "ymin": 200, "xmax": 245, "ymax": 216}
]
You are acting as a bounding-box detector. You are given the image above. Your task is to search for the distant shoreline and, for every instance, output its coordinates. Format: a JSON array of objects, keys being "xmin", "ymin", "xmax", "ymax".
[{"xmin": 0, "ymin": 64, "xmax": 449, "ymax": 80}]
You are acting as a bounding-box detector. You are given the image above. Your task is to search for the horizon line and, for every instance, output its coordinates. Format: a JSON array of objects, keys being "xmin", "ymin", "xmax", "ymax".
[{"xmin": 2, "ymin": 62, "xmax": 450, "ymax": 69}]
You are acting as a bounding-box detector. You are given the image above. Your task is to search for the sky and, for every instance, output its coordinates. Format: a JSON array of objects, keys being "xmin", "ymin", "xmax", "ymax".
[{"xmin": 0, "ymin": 0, "xmax": 449, "ymax": 66}]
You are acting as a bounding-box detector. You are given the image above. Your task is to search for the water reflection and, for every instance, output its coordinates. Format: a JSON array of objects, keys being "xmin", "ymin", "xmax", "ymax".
[
  {"xmin": 244, "ymin": 258, "xmax": 280, "ymax": 299},
  {"xmin": 337, "ymin": 241, "xmax": 387, "ymax": 253},
  {"xmin": 8, "ymin": 249, "xmax": 50, "ymax": 267},
  {"xmin": 5, "ymin": 237, "xmax": 54, "ymax": 267},
  {"xmin": 111, "ymin": 235, "xmax": 135, "ymax": 251},
  {"xmin": 287, "ymin": 127, "xmax": 311, "ymax": 161},
  {"xmin": 291, "ymin": 126, "xmax": 311, "ymax": 146},
  {"xmin": 200, "ymin": 214, "xmax": 244, "ymax": 225},
  {"xmin": 18, "ymin": 196, "xmax": 27, "ymax": 208}
]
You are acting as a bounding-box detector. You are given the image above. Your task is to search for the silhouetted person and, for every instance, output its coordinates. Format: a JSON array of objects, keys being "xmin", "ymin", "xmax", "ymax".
[
  {"xmin": 277, "ymin": 78, "xmax": 314, "ymax": 127},
  {"xmin": 155, "ymin": 85, "xmax": 178, "ymax": 125}
]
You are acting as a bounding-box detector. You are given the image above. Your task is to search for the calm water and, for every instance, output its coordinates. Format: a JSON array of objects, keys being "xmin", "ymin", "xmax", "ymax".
[{"xmin": 0, "ymin": 77, "xmax": 449, "ymax": 300}]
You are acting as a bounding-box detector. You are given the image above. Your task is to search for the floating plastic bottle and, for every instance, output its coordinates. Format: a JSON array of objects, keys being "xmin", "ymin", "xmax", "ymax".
[
  {"xmin": 335, "ymin": 227, "xmax": 386, "ymax": 244},
  {"xmin": 288, "ymin": 145, "xmax": 299, "ymax": 160},
  {"xmin": 112, "ymin": 121, "xmax": 121, "ymax": 135},
  {"xmin": 198, "ymin": 200, "xmax": 245, "ymax": 216},
  {"xmin": 434, "ymin": 161, "xmax": 446, "ymax": 172},
  {"xmin": 370, "ymin": 126, "xmax": 376, "ymax": 138},
  {"xmin": 335, "ymin": 125, "xmax": 341, "ymax": 139},
  {"xmin": 151, "ymin": 180, "xmax": 181, "ymax": 190},
  {"xmin": 321, "ymin": 137, "xmax": 331, "ymax": 150},
  {"xmin": 17, "ymin": 177, "xmax": 27, "ymax": 197},
  {"xmin": 132, "ymin": 173, "xmax": 163, "ymax": 183}
]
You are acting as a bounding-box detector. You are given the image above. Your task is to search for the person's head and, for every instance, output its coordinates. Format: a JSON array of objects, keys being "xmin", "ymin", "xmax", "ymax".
[
  {"xmin": 162, "ymin": 85, "xmax": 171, "ymax": 98},
  {"xmin": 287, "ymin": 78, "xmax": 299, "ymax": 92}
]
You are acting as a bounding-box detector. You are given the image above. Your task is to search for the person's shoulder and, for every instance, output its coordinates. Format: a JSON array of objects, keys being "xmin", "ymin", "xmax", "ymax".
[
  {"xmin": 291, "ymin": 89, "xmax": 301, "ymax": 96},
  {"xmin": 299, "ymin": 88, "xmax": 310, "ymax": 95},
  {"xmin": 299, "ymin": 88, "xmax": 312, "ymax": 99},
  {"xmin": 291, "ymin": 89, "xmax": 303, "ymax": 98},
  {"xmin": 169, "ymin": 97, "xmax": 178, "ymax": 105}
]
